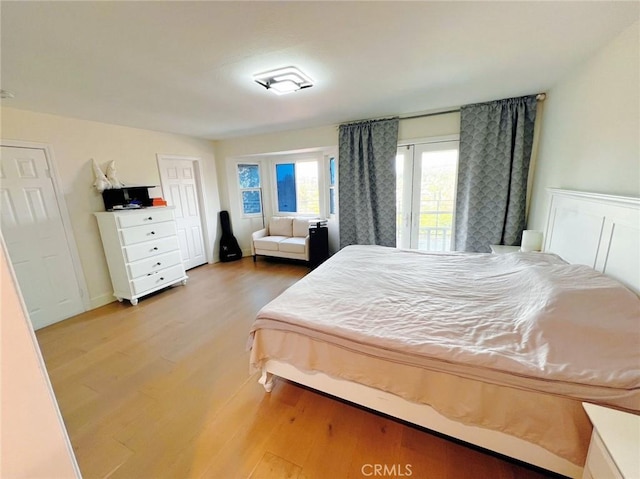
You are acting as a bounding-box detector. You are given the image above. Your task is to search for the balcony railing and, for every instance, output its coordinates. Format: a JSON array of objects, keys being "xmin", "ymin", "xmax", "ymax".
[{"xmin": 418, "ymin": 226, "xmax": 452, "ymax": 251}]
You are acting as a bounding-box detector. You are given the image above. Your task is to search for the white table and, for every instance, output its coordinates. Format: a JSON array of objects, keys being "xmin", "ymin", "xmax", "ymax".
[
  {"xmin": 582, "ymin": 403, "xmax": 640, "ymax": 479},
  {"xmin": 489, "ymin": 245, "xmax": 521, "ymax": 254}
]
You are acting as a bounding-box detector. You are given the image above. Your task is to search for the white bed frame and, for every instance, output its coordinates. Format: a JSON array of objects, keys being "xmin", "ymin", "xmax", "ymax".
[
  {"xmin": 544, "ymin": 188, "xmax": 639, "ymax": 294},
  {"xmin": 259, "ymin": 188, "xmax": 640, "ymax": 479}
]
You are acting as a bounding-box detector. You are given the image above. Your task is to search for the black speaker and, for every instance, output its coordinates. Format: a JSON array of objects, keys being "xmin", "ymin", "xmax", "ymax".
[
  {"xmin": 102, "ymin": 186, "xmax": 154, "ymax": 210},
  {"xmin": 309, "ymin": 223, "xmax": 329, "ymax": 269}
]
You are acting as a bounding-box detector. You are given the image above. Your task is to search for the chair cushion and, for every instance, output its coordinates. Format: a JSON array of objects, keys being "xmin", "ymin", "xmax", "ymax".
[
  {"xmin": 292, "ymin": 218, "xmax": 310, "ymax": 237},
  {"xmin": 278, "ymin": 237, "xmax": 307, "ymax": 254},
  {"xmin": 254, "ymin": 236, "xmax": 288, "ymax": 251},
  {"xmin": 269, "ymin": 217, "xmax": 293, "ymax": 236}
]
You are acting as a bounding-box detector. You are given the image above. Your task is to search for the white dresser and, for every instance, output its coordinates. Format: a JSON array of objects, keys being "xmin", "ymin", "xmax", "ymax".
[{"xmin": 95, "ymin": 207, "xmax": 188, "ymax": 305}]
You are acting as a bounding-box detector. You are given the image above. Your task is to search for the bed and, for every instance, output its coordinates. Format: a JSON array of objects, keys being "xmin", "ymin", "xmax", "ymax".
[{"xmin": 248, "ymin": 189, "xmax": 640, "ymax": 478}]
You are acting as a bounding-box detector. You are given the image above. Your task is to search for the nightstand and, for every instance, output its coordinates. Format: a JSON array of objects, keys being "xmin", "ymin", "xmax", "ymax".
[
  {"xmin": 582, "ymin": 403, "xmax": 640, "ymax": 479},
  {"xmin": 489, "ymin": 245, "xmax": 521, "ymax": 254}
]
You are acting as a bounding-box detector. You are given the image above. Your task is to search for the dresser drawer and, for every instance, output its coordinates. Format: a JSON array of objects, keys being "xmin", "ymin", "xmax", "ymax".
[
  {"xmin": 120, "ymin": 221, "xmax": 177, "ymax": 246},
  {"xmin": 117, "ymin": 208, "xmax": 174, "ymax": 228},
  {"xmin": 127, "ymin": 251, "xmax": 183, "ymax": 279},
  {"xmin": 131, "ymin": 264, "xmax": 185, "ymax": 295},
  {"xmin": 124, "ymin": 236, "xmax": 180, "ymax": 262}
]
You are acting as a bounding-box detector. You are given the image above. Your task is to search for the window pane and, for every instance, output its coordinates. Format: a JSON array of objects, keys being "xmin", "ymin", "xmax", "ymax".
[
  {"xmin": 237, "ymin": 164, "xmax": 260, "ymax": 188},
  {"xmin": 329, "ymin": 157, "xmax": 336, "ymax": 186},
  {"xmin": 417, "ymin": 149, "xmax": 458, "ymax": 251},
  {"xmin": 276, "ymin": 163, "xmax": 297, "ymax": 212},
  {"xmin": 329, "ymin": 188, "xmax": 335, "ymax": 215},
  {"xmin": 241, "ymin": 190, "xmax": 262, "ymax": 214},
  {"xmin": 296, "ymin": 161, "xmax": 319, "ymax": 215}
]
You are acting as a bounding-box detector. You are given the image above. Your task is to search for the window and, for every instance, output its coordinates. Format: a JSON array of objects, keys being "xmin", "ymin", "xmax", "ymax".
[
  {"xmin": 275, "ymin": 160, "xmax": 319, "ymax": 215},
  {"xmin": 396, "ymin": 141, "xmax": 459, "ymax": 251},
  {"xmin": 275, "ymin": 163, "xmax": 296, "ymax": 212},
  {"xmin": 237, "ymin": 163, "xmax": 262, "ymax": 215},
  {"xmin": 328, "ymin": 156, "xmax": 336, "ymax": 215}
]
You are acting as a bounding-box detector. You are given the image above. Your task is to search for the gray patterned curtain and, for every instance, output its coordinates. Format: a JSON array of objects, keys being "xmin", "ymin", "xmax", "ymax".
[
  {"xmin": 338, "ymin": 118, "xmax": 399, "ymax": 249},
  {"xmin": 454, "ymin": 96, "xmax": 537, "ymax": 252}
]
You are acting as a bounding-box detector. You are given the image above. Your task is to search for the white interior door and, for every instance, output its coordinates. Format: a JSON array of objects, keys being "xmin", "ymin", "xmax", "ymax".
[
  {"xmin": 158, "ymin": 156, "xmax": 206, "ymax": 270},
  {"xmin": 396, "ymin": 141, "xmax": 459, "ymax": 251},
  {"xmin": 0, "ymin": 146, "xmax": 85, "ymax": 329}
]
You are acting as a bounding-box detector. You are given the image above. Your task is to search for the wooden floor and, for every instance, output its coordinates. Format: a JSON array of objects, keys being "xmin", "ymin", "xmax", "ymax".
[{"xmin": 37, "ymin": 257, "xmax": 553, "ymax": 479}]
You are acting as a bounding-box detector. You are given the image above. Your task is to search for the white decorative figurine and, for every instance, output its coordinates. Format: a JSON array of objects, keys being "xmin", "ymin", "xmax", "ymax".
[
  {"xmin": 106, "ymin": 160, "xmax": 124, "ymax": 188},
  {"xmin": 92, "ymin": 159, "xmax": 111, "ymax": 193}
]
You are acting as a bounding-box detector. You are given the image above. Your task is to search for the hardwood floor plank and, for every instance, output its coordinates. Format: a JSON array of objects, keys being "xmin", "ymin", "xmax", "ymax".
[
  {"xmin": 194, "ymin": 380, "xmax": 298, "ymax": 479},
  {"xmin": 259, "ymin": 384, "xmax": 343, "ymax": 469},
  {"xmin": 36, "ymin": 258, "xmax": 554, "ymax": 479},
  {"xmin": 70, "ymin": 432, "xmax": 133, "ymax": 479},
  {"xmin": 296, "ymin": 393, "xmax": 365, "ymax": 479},
  {"xmin": 345, "ymin": 413, "xmax": 403, "ymax": 479},
  {"xmin": 249, "ymin": 452, "xmax": 302, "ymax": 479}
]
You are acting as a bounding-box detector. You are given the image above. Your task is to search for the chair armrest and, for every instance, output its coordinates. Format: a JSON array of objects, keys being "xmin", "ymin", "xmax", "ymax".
[
  {"xmin": 252, "ymin": 228, "xmax": 267, "ymax": 240},
  {"xmin": 251, "ymin": 228, "xmax": 267, "ymax": 255}
]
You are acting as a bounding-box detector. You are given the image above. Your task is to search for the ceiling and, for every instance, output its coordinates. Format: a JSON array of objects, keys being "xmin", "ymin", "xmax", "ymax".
[{"xmin": 1, "ymin": 1, "xmax": 638, "ymax": 140}]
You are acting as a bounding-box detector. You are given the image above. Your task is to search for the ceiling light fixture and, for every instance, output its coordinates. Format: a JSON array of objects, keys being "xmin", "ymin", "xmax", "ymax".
[{"xmin": 253, "ymin": 67, "xmax": 313, "ymax": 95}]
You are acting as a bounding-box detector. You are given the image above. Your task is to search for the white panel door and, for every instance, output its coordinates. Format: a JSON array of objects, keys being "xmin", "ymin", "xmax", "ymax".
[
  {"xmin": 0, "ymin": 146, "xmax": 84, "ymax": 329},
  {"xmin": 158, "ymin": 157, "xmax": 206, "ymax": 270}
]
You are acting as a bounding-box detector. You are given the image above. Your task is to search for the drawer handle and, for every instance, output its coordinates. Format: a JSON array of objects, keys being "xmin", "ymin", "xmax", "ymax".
[
  {"xmin": 150, "ymin": 231, "xmax": 156, "ymax": 235},
  {"xmin": 155, "ymin": 262, "xmax": 161, "ymax": 266},
  {"xmin": 153, "ymin": 247, "xmax": 159, "ymax": 251},
  {"xmin": 147, "ymin": 216, "xmax": 153, "ymax": 220},
  {"xmin": 159, "ymin": 277, "xmax": 164, "ymax": 281}
]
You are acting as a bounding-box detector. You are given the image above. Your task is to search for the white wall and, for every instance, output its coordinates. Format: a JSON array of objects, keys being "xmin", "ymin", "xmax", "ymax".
[
  {"xmin": 0, "ymin": 239, "xmax": 80, "ymax": 478},
  {"xmin": 1, "ymin": 107, "xmax": 221, "ymax": 308},
  {"xmin": 528, "ymin": 21, "xmax": 640, "ymax": 231},
  {"xmin": 214, "ymin": 112, "xmax": 461, "ymax": 255}
]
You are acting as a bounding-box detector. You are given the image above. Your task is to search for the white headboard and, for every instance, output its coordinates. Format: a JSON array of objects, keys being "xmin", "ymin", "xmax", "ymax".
[{"xmin": 544, "ymin": 188, "xmax": 640, "ymax": 294}]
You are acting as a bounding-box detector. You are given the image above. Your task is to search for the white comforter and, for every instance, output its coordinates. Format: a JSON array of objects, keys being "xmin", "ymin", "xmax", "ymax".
[{"xmin": 251, "ymin": 245, "xmax": 640, "ymax": 409}]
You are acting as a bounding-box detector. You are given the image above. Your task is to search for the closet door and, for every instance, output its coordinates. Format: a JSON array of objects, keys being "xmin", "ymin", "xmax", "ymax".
[{"xmin": 0, "ymin": 146, "xmax": 85, "ymax": 329}]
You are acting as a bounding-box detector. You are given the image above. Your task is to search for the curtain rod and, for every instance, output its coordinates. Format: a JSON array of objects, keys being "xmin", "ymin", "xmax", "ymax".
[
  {"xmin": 343, "ymin": 94, "xmax": 547, "ymax": 126},
  {"xmin": 400, "ymin": 109, "xmax": 460, "ymax": 121},
  {"xmin": 399, "ymin": 93, "xmax": 546, "ymax": 122}
]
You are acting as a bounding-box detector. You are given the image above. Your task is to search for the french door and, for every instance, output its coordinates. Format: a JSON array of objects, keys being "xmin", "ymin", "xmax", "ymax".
[{"xmin": 396, "ymin": 141, "xmax": 459, "ymax": 251}]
